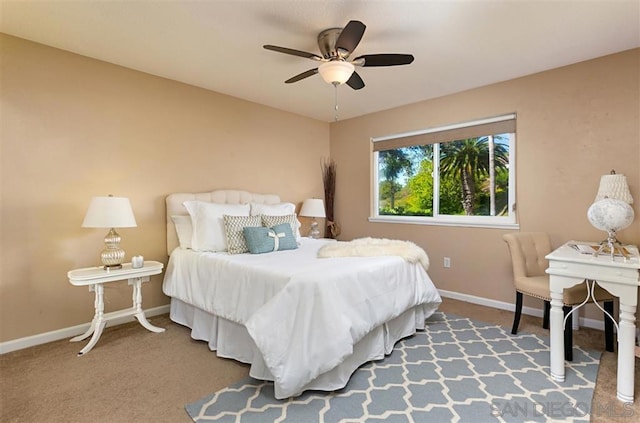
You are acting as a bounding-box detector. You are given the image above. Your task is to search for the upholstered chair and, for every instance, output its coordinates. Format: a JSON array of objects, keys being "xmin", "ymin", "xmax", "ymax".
[{"xmin": 503, "ymin": 232, "xmax": 615, "ymax": 361}]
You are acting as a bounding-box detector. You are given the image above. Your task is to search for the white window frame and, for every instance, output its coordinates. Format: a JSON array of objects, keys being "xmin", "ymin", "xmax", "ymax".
[{"xmin": 370, "ymin": 114, "xmax": 519, "ymax": 229}]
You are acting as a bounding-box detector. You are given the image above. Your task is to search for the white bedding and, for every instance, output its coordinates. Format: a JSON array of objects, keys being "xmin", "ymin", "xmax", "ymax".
[{"xmin": 163, "ymin": 238, "xmax": 442, "ymax": 398}]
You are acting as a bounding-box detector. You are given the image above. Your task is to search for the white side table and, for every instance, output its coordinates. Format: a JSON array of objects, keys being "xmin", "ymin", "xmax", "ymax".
[
  {"xmin": 546, "ymin": 241, "xmax": 640, "ymax": 403},
  {"xmin": 68, "ymin": 260, "xmax": 165, "ymax": 356}
]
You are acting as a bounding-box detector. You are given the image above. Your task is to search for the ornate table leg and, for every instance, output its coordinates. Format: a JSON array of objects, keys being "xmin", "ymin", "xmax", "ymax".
[
  {"xmin": 549, "ymin": 288, "xmax": 566, "ymax": 382},
  {"xmin": 70, "ymin": 317, "xmax": 96, "ymax": 343},
  {"xmin": 617, "ymin": 303, "xmax": 637, "ymax": 403},
  {"xmin": 70, "ymin": 284, "xmax": 101, "ymax": 342},
  {"xmin": 76, "ymin": 283, "xmax": 107, "ymax": 356},
  {"xmin": 130, "ymin": 277, "xmax": 165, "ymax": 333}
]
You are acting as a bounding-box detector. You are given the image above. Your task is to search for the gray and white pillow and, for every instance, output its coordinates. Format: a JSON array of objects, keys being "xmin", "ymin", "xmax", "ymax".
[
  {"xmin": 261, "ymin": 214, "xmax": 301, "ymax": 242},
  {"xmin": 223, "ymin": 215, "xmax": 262, "ymax": 254}
]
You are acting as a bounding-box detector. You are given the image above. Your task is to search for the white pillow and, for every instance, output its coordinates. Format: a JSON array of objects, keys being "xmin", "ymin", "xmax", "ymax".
[
  {"xmin": 250, "ymin": 202, "xmax": 301, "ymax": 241},
  {"xmin": 250, "ymin": 202, "xmax": 296, "ymax": 216},
  {"xmin": 171, "ymin": 215, "xmax": 193, "ymax": 249},
  {"xmin": 183, "ymin": 201, "xmax": 250, "ymax": 252}
]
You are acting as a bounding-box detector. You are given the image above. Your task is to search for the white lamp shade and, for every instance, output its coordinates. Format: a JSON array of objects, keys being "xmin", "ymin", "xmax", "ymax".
[
  {"xmin": 299, "ymin": 198, "xmax": 326, "ymax": 218},
  {"xmin": 82, "ymin": 196, "xmax": 137, "ymax": 228},
  {"xmin": 587, "ymin": 198, "xmax": 634, "ymax": 232},
  {"xmin": 318, "ymin": 61, "xmax": 355, "ymax": 85},
  {"xmin": 594, "ymin": 173, "xmax": 633, "ymax": 204}
]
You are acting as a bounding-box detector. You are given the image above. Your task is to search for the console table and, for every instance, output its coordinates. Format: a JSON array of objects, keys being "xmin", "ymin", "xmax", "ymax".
[
  {"xmin": 546, "ymin": 241, "xmax": 640, "ymax": 403},
  {"xmin": 68, "ymin": 261, "xmax": 165, "ymax": 356}
]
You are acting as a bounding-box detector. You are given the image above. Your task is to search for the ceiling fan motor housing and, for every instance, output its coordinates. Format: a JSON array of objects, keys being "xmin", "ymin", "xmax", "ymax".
[{"xmin": 318, "ymin": 28, "xmax": 349, "ymax": 60}]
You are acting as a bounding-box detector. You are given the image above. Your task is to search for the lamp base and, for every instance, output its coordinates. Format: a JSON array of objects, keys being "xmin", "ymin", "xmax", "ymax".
[
  {"xmin": 103, "ymin": 264, "xmax": 123, "ymax": 271},
  {"xmin": 593, "ymin": 230, "xmax": 630, "ymax": 260},
  {"xmin": 101, "ymin": 228, "xmax": 126, "ymax": 269},
  {"xmin": 308, "ymin": 219, "xmax": 320, "ymax": 239}
]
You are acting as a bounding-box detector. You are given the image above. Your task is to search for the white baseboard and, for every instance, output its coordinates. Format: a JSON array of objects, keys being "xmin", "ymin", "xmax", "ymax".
[
  {"xmin": 438, "ymin": 289, "xmax": 607, "ymax": 331},
  {"xmin": 1, "ymin": 291, "xmax": 611, "ymax": 355},
  {"xmin": 0, "ymin": 304, "xmax": 170, "ymax": 355}
]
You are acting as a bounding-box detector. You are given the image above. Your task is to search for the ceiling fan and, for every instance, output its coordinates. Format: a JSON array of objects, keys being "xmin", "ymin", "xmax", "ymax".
[{"xmin": 263, "ymin": 20, "xmax": 414, "ymax": 90}]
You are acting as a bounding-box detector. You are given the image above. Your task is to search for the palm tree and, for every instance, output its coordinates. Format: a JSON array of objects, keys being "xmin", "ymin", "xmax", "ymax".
[{"xmin": 440, "ymin": 137, "xmax": 508, "ymax": 215}]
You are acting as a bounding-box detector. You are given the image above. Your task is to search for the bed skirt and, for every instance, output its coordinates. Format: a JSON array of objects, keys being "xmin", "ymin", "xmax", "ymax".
[{"xmin": 169, "ymin": 298, "xmax": 432, "ymax": 397}]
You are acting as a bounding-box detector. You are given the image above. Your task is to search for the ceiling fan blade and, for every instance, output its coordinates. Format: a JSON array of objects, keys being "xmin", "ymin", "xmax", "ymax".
[
  {"xmin": 263, "ymin": 45, "xmax": 322, "ymax": 61},
  {"xmin": 346, "ymin": 71, "xmax": 365, "ymax": 90},
  {"xmin": 355, "ymin": 54, "xmax": 415, "ymax": 67},
  {"xmin": 285, "ymin": 68, "xmax": 319, "ymax": 83},
  {"xmin": 335, "ymin": 20, "xmax": 366, "ymax": 54}
]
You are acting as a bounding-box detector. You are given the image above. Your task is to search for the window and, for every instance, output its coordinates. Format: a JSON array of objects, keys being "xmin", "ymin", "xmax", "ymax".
[{"xmin": 371, "ymin": 114, "xmax": 517, "ymax": 228}]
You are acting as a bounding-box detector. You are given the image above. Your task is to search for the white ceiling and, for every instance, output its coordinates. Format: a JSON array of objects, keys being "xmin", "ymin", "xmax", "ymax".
[{"xmin": 1, "ymin": 1, "xmax": 639, "ymax": 122}]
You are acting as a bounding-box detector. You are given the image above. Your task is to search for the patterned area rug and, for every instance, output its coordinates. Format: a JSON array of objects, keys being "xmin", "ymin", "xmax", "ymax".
[{"xmin": 185, "ymin": 313, "xmax": 600, "ymax": 422}]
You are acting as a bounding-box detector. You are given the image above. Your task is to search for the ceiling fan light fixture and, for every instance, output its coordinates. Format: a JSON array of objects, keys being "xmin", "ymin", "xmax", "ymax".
[{"xmin": 318, "ymin": 61, "xmax": 355, "ymax": 85}]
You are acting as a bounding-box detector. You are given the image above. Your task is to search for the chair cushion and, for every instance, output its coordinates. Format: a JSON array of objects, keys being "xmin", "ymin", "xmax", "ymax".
[
  {"xmin": 514, "ymin": 275, "xmax": 553, "ymax": 300},
  {"xmin": 515, "ymin": 276, "xmax": 614, "ymax": 305}
]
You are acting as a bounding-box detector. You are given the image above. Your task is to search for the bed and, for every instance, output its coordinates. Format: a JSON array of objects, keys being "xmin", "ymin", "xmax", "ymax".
[{"xmin": 162, "ymin": 190, "xmax": 442, "ymax": 399}]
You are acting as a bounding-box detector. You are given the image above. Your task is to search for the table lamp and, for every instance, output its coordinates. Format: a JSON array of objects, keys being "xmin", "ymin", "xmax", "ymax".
[
  {"xmin": 587, "ymin": 170, "xmax": 634, "ymax": 259},
  {"xmin": 82, "ymin": 195, "xmax": 137, "ymax": 269},
  {"xmin": 300, "ymin": 198, "xmax": 326, "ymax": 239}
]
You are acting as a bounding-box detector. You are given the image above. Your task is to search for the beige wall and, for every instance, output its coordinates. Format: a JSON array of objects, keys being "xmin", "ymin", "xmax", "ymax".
[
  {"xmin": 330, "ymin": 48, "xmax": 639, "ymax": 318},
  {"xmin": 2, "ymin": 33, "xmax": 638, "ymax": 344},
  {"xmin": 0, "ymin": 35, "xmax": 329, "ymax": 342}
]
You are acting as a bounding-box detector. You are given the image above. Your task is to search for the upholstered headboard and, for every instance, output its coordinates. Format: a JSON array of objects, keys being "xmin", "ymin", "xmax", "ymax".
[{"xmin": 165, "ymin": 189, "xmax": 281, "ymax": 255}]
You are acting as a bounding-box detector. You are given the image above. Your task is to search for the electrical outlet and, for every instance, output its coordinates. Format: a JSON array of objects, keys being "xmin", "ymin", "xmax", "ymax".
[{"xmin": 444, "ymin": 257, "xmax": 451, "ymax": 268}]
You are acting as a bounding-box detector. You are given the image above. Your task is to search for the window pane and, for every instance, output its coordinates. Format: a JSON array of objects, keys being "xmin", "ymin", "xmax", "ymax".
[
  {"xmin": 438, "ymin": 134, "xmax": 510, "ymax": 217},
  {"xmin": 378, "ymin": 145, "xmax": 433, "ymax": 216}
]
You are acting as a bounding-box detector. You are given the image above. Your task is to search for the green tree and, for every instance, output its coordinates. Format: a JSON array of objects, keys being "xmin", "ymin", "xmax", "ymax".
[
  {"xmin": 439, "ymin": 171, "xmax": 464, "ymax": 215},
  {"xmin": 406, "ymin": 160, "xmax": 434, "ymax": 215},
  {"xmin": 378, "ymin": 149, "xmax": 413, "ymax": 209},
  {"xmin": 379, "ymin": 180, "xmax": 403, "ymax": 213},
  {"xmin": 403, "ymin": 157, "xmax": 462, "ymax": 216},
  {"xmin": 478, "ymin": 166, "xmax": 510, "ymax": 215},
  {"xmin": 440, "ymin": 137, "xmax": 508, "ymax": 215}
]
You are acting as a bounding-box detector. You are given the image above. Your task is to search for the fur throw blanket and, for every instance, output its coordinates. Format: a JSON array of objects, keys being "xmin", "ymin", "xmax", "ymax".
[{"xmin": 317, "ymin": 237, "xmax": 430, "ymax": 271}]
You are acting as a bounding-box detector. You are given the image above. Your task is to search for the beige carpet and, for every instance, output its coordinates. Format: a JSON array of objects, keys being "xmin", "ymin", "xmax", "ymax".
[{"xmin": 1, "ymin": 298, "xmax": 638, "ymax": 422}]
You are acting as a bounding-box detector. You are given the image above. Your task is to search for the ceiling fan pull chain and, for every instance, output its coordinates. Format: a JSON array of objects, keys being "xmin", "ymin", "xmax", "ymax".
[{"xmin": 334, "ymin": 82, "xmax": 339, "ymax": 121}]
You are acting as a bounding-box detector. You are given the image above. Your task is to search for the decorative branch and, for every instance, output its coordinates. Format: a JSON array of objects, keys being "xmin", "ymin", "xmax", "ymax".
[{"xmin": 322, "ymin": 157, "xmax": 340, "ymax": 238}]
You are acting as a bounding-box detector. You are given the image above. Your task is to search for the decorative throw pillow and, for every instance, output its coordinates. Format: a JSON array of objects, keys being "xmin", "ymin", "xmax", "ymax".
[
  {"xmin": 183, "ymin": 201, "xmax": 250, "ymax": 252},
  {"xmin": 171, "ymin": 215, "xmax": 193, "ymax": 249},
  {"xmin": 223, "ymin": 215, "xmax": 262, "ymax": 254},
  {"xmin": 261, "ymin": 214, "xmax": 302, "ymax": 242},
  {"xmin": 243, "ymin": 223, "xmax": 298, "ymax": 254},
  {"xmin": 250, "ymin": 202, "xmax": 296, "ymax": 217}
]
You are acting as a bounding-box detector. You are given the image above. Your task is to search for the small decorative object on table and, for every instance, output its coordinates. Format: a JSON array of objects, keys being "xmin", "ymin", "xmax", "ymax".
[
  {"xmin": 570, "ymin": 243, "xmax": 633, "ymax": 257},
  {"xmin": 132, "ymin": 255, "xmax": 144, "ymax": 268}
]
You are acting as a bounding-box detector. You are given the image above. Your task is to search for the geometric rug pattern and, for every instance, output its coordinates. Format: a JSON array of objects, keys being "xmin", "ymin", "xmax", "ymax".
[{"xmin": 186, "ymin": 313, "xmax": 601, "ymax": 423}]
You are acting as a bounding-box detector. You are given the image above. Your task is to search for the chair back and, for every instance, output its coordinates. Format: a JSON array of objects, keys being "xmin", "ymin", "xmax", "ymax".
[{"xmin": 503, "ymin": 232, "xmax": 552, "ymax": 279}]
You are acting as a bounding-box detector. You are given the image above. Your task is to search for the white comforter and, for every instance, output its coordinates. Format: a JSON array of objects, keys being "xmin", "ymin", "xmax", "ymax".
[{"xmin": 163, "ymin": 238, "xmax": 441, "ymax": 398}]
